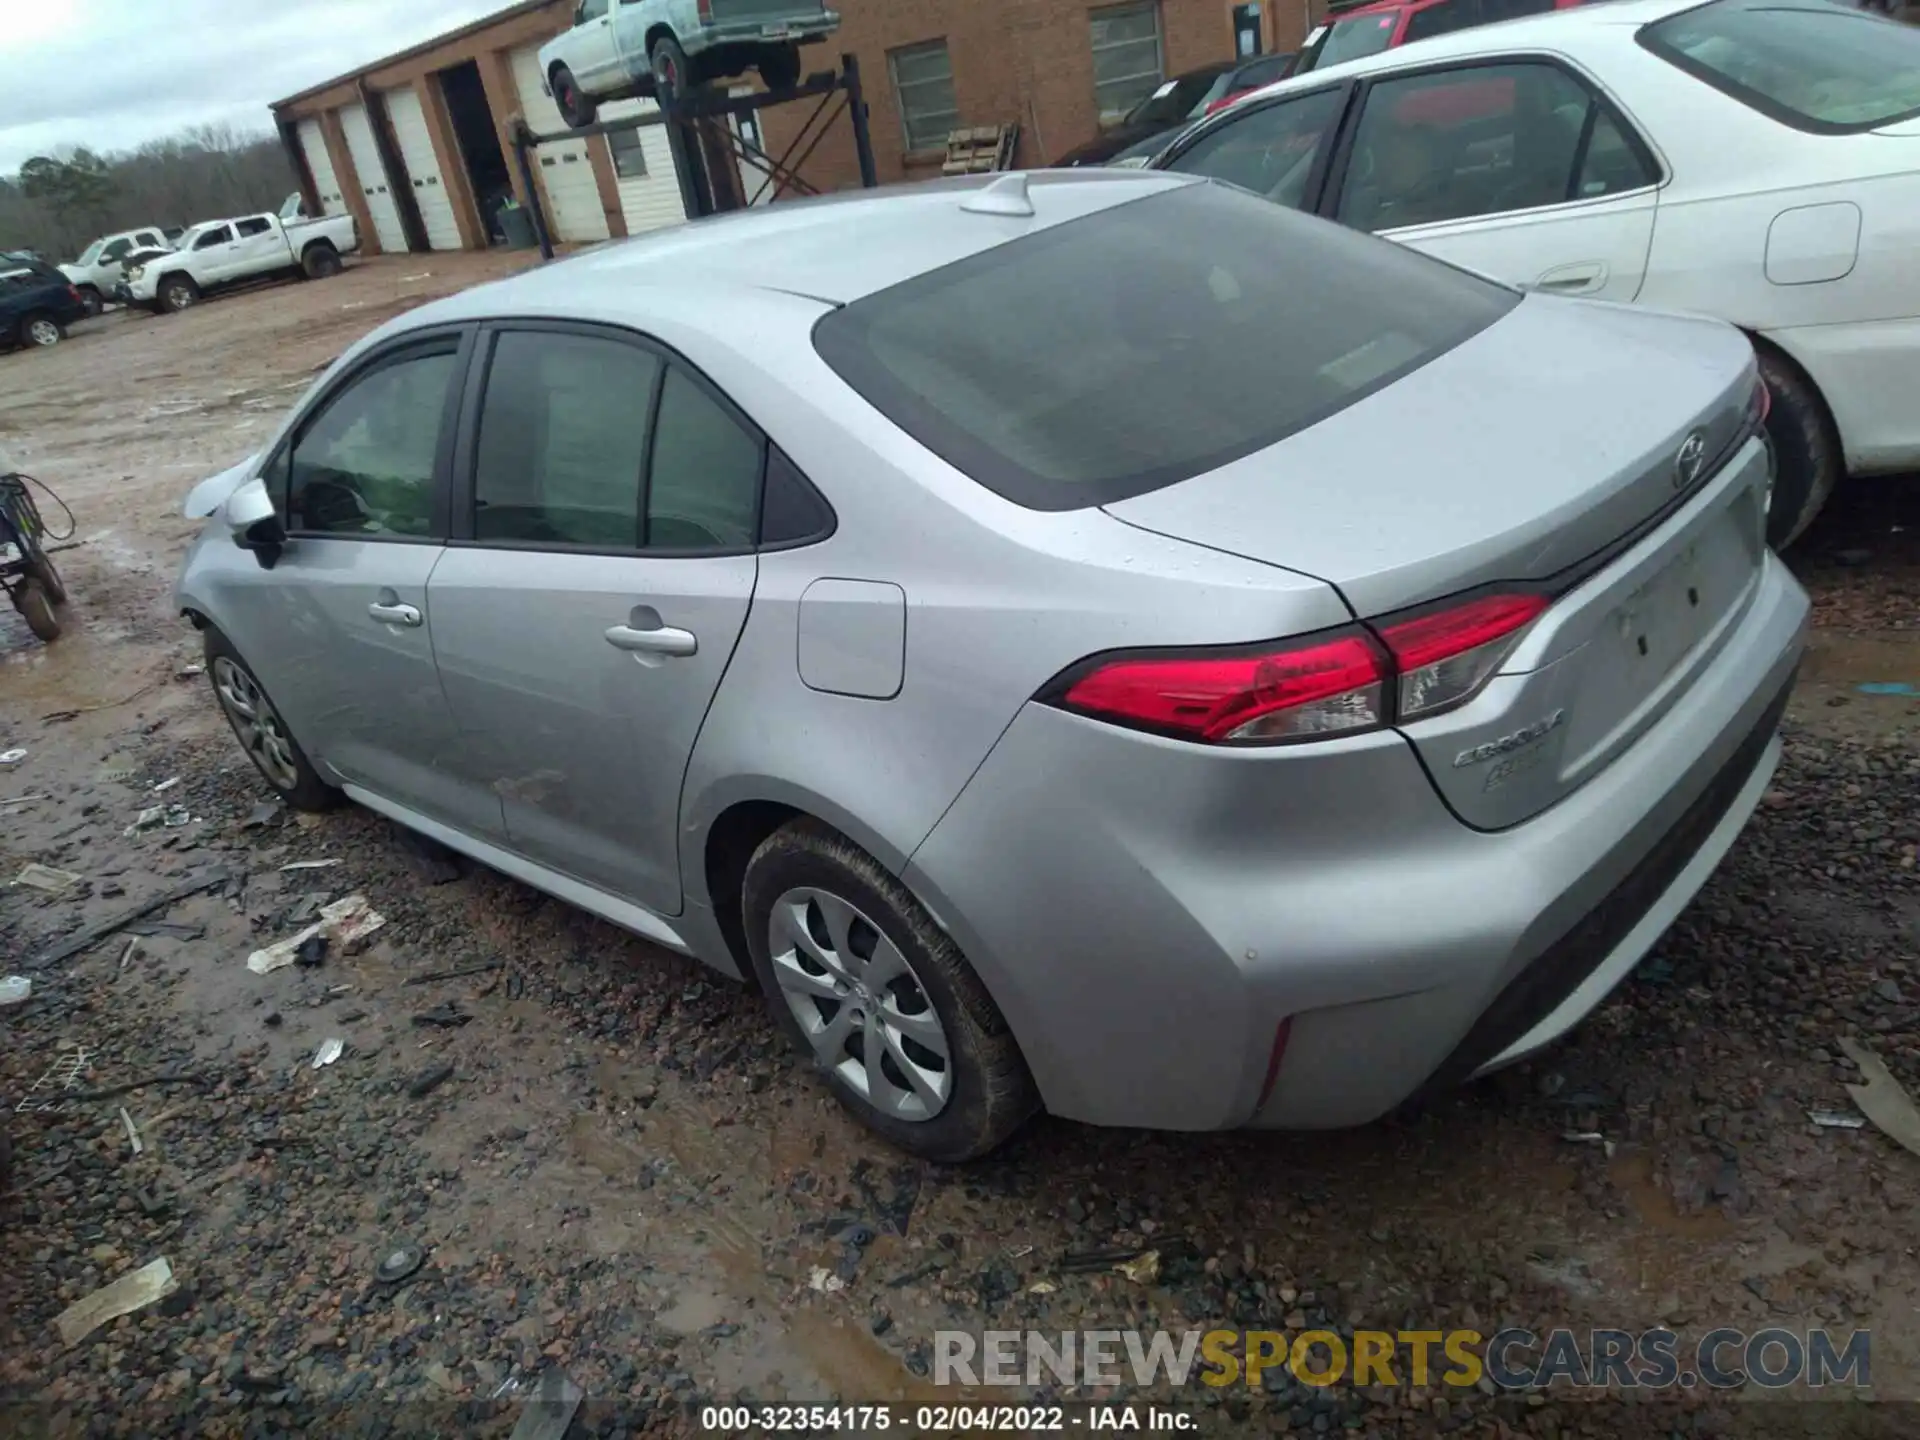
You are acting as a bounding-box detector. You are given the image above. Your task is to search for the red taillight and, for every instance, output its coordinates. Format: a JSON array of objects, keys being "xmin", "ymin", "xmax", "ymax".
[
  {"xmin": 1050, "ymin": 592, "xmax": 1548, "ymax": 745},
  {"xmin": 698, "ymin": 0, "xmax": 713, "ymax": 17},
  {"xmin": 1057, "ymin": 630, "xmax": 1387, "ymax": 744},
  {"xmin": 67, "ymin": 286, "xmax": 81, "ymax": 303},
  {"xmin": 1379, "ymin": 592, "xmax": 1548, "ymax": 720}
]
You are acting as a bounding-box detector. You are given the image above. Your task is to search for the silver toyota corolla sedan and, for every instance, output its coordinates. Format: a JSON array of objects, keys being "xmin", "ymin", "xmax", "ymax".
[{"xmin": 175, "ymin": 169, "xmax": 1807, "ymax": 1161}]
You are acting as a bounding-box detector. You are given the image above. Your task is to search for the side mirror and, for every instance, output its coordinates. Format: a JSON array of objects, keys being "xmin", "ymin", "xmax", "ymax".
[{"xmin": 223, "ymin": 477, "xmax": 286, "ymax": 569}]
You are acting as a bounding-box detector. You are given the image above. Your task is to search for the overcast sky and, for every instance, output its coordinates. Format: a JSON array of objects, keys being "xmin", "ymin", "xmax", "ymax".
[{"xmin": 0, "ymin": 0, "xmax": 511, "ymax": 176}]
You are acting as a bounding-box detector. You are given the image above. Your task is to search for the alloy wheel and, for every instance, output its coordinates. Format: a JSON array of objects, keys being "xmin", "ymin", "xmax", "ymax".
[
  {"xmin": 166, "ymin": 283, "xmax": 195, "ymax": 310},
  {"xmin": 27, "ymin": 320, "xmax": 59, "ymax": 346},
  {"xmin": 768, "ymin": 887, "xmax": 953, "ymax": 1121},
  {"xmin": 212, "ymin": 657, "xmax": 300, "ymax": 791}
]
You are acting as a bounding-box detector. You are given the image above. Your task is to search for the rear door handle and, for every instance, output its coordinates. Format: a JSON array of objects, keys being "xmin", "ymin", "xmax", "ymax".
[
  {"xmin": 369, "ymin": 601, "xmax": 422, "ymax": 627},
  {"xmin": 605, "ymin": 623, "xmax": 697, "ymax": 657}
]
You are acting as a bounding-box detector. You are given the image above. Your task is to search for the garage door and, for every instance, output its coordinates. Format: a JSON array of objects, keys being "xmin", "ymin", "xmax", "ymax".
[
  {"xmin": 297, "ymin": 118, "xmax": 347, "ymax": 217},
  {"xmin": 383, "ymin": 87, "xmax": 463, "ymax": 251},
  {"xmin": 339, "ymin": 101, "xmax": 409, "ymax": 254},
  {"xmin": 596, "ymin": 98, "xmax": 687, "ymax": 235},
  {"xmin": 510, "ymin": 45, "xmax": 612, "ymax": 244}
]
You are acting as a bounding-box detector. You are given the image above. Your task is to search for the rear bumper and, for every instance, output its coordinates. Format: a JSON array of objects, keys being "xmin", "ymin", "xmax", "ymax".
[
  {"xmin": 692, "ymin": 15, "xmax": 841, "ymax": 49},
  {"xmin": 1765, "ymin": 316, "xmax": 1920, "ymax": 475},
  {"xmin": 904, "ymin": 555, "xmax": 1807, "ymax": 1133}
]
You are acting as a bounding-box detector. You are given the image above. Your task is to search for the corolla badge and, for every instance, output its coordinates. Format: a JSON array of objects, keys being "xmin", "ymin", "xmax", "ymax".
[
  {"xmin": 1452, "ymin": 709, "xmax": 1567, "ymax": 769},
  {"xmin": 1674, "ymin": 430, "xmax": 1708, "ymax": 490}
]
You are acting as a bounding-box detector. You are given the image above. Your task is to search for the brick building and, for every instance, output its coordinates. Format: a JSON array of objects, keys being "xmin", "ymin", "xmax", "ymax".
[{"xmin": 764, "ymin": 0, "xmax": 1318, "ymax": 189}]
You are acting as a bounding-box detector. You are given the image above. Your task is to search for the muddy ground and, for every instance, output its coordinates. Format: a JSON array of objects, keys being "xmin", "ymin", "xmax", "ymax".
[{"xmin": 1, "ymin": 253, "xmax": 1918, "ymax": 1438}]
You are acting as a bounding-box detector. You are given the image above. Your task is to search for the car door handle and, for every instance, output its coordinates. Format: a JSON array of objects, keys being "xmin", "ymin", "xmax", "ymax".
[
  {"xmin": 369, "ymin": 601, "xmax": 422, "ymax": 627},
  {"xmin": 1532, "ymin": 262, "xmax": 1608, "ymax": 295},
  {"xmin": 605, "ymin": 623, "xmax": 697, "ymax": 657}
]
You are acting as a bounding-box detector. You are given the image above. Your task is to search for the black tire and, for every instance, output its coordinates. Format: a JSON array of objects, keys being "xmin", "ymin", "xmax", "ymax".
[
  {"xmin": 15, "ymin": 578, "xmax": 60, "ymax": 643},
  {"xmin": 302, "ymin": 244, "xmax": 342, "ymax": 279},
  {"xmin": 651, "ymin": 35, "xmax": 692, "ymax": 101},
  {"xmin": 1757, "ymin": 347, "xmax": 1841, "ymax": 550},
  {"xmin": 741, "ymin": 819, "xmax": 1039, "ymax": 1162},
  {"xmin": 28, "ymin": 551, "xmax": 66, "ymax": 605},
  {"xmin": 552, "ymin": 64, "xmax": 597, "ymax": 128},
  {"xmin": 77, "ymin": 286, "xmax": 103, "ymax": 318},
  {"xmin": 21, "ymin": 313, "xmax": 62, "ymax": 348},
  {"xmin": 759, "ymin": 46, "xmax": 802, "ymax": 92},
  {"xmin": 202, "ymin": 625, "xmax": 340, "ymax": 813},
  {"xmin": 157, "ymin": 273, "xmax": 200, "ymax": 315}
]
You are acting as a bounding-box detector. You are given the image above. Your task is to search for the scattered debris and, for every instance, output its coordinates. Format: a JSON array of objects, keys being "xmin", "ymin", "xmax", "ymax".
[
  {"xmin": 32, "ymin": 868, "xmax": 233, "ymax": 969},
  {"xmin": 1028, "ymin": 1279, "xmax": 1058, "ymax": 1295},
  {"xmin": 54, "ymin": 1257, "xmax": 177, "ymax": 1347},
  {"xmin": 1857, "ymin": 682, "xmax": 1918, "ymax": 697},
  {"xmin": 0, "ymin": 792, "xmax": 46, "ymax": 810},
  {"xmin": 175, "ymin": 663, "xmax": 205, "ymax": 680},
  {"xmin": 1058, "ymin": 1247, "xmax": 1144, "ymax": 1275},
  {"xmin": 411, "ymin": 1002, "xmax": 472, "ymax": 1029},
  {"xmin": 375, "ymin": 1240, "xmax": 426, "ymax": 1284},
  {"xmin": 247, "ymin": 895, "xmax": 385, "ymax": 974},
  {"xmin": 42, "ymin": 680, "xmax": 163, "ymax": 724},
  {"xmin": 120, "ymin": 1108, "xmax": 143, "ymax": 1155},
  {"xmin": 242, "ymin": 801, "xmax": 279, "ymax": 829},
  {"xmin": 122, "ymin": 920, "xmax": 204, "ymax": 942},
  {"xmin": 16, "ymin": 1047, "xmax": 92, "ymax": 1112},
  {"xmin": 263, "ymin": 1012, "xmax": 282, "ymax": 1028},
  {"xmin": 150, "ymin": 777, "xmax": 180, "ymax": 794},
  {"xmin": 408, "ymin": 1063, "xmax": 455, "ymax": 1099},
  {"xmin": 405, "ymin": 962, "xmax": 501, "ymax": 986},
  {"xmin": 0, "ymin": 976, "xmax": 31, "ymax": 1007},
  {"xmin": 1115, "ymin": 1250, "xmax": 1161, "ymax": 1285},
  {"xmin": 293, "ymin": 934, "xmax": 328, "ymax": 969},
  {"xmin": 118, "ymin": 938, "xmax": 139, "ymax": 972},
  {"xmin": 311, "ymin": 1038, "xmax": 344, "ymax": 1070},
  {"xmin": 0, "ymin": 748, "xmax": 26, "ymax": 766},
  {"xmin": 509, "ymin": 1368, "xmax": 584, "ymax": 1440},
  {"xmin": 278, "ymin": 859, "xmax": 342, "ymax": 872},
  {"xmin": 124, "ymin": 804, "xmax": 191, "ymax": 836},
  {"xmin": 1809, "ymin": 1110, "xmax": 1868, "ymax": 1130},
  {"xmin": 1839, "ymin": 1037, "xmax": 1920, "ymax": 1160},
  {"xmin": 1562, "ymin": 1130, "xmax": 1617, "ymax": 1158},
  {"xmin": 14, "ymin": 863, "xmax": 81, "ymax": 895},
  {"xmin": 808, "ymin": 1266, "xmax": 848, "ymax": 1293}
]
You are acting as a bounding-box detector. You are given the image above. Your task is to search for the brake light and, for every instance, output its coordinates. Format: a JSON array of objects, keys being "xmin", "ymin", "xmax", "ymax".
[
  {"xmin": 698, "ymin": 0, "xmax": 713, "ymax": 17},
  {"xmin": 1378, "ymin": 592, "xmax": 1547, "ymax": 719},
  {"xmin": 66, "ymin": 286, "xmax": 81, "ymax": 303},
  {"xmin": 1048, "ymin": 592, "xmax": 1548, "ymax": 745}
]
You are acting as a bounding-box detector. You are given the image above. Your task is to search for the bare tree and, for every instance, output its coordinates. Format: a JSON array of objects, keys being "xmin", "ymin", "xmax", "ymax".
[{"xmin": 0, "ymin": 124, "xmax": 294, "ymax": 262}]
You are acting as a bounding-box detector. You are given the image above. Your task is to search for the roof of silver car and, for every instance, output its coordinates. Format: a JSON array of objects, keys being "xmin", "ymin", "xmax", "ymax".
[{"xmin": 417, "ymin": 169, "xmax": 1203, "ymax": 317}]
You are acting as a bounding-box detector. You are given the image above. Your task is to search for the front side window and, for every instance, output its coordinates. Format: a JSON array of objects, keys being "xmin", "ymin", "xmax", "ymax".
[
  {"xmin": 1336, "ymin": 62, "xmax": 1652, "ymax": 233},
  {"xmin": 75, "ymin": 240, "xmax": 103, "ymax": 265},
  {"xmin": 101, "ymin": 239, "xmax": 131, "ymax": 263},
  {"xmin": 1091, "ymin": 2, "xmax": 1166, "ymax": 125},
  {"xmin": 194, "ymin": 226, "xmax": 233, "ymax": 250},
  {"xmin": 1640, "ymin": 0, "xmax": 1920, "ymax": 132},
  {"xmin": 1163, "ymin": 88, "xmax": 1348, "ymax": 208},
  {"xmin": 889, "ymin": 39, "xmax": 959, "ymax": 153},
  {"xmin": 473, "ymin": 330, "xmax": 660, "ymax": 548},
  {"xmin": 288, "ymin": 346, "xmax": 457, "ymax": 536},
  {"xmin": 814, "ymin": 181, "xmax": 1516, "ymax": 511}
]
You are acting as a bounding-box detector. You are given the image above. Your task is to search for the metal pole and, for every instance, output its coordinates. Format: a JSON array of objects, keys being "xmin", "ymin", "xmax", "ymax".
[
  {"xmin": 844, "ymin": 54, "xmax": 879, "ymax": 189},
  {"xmin": 511, "ymin": 122, "xmax": 554, "ymax": 261}
]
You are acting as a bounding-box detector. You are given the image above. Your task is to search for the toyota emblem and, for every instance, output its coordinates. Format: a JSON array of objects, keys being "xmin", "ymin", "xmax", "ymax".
[{"xmin": 1674, "ymin": 431, "xmax": 1707, "ymax": 490}]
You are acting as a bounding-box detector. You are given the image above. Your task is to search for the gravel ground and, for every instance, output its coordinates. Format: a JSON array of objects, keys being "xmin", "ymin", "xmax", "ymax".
[{"xmin": 1, "ymin": 254, "xmax": 1918, "ymax": 1438}]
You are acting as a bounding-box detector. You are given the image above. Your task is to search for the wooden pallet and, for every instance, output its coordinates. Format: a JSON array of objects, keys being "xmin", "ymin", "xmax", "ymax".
[{"xmin": 942, "ymin": 124, "xmax": 1020, "ymax": 176}]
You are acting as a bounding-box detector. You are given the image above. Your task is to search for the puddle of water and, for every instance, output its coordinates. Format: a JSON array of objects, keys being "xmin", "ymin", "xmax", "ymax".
[{"xmin": 1609, "ymin": 1153, "xmax": 1733, "ymax": 1240}]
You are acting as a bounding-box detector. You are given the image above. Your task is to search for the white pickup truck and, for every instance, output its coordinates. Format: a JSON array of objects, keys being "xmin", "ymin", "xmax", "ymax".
[
  {"xmin": 539, "ymin": 0, "xmax": 840, "ymax": 127},
  {"xmin": 122, "ymin": 210, "xmax": 359, "ymax": 315},
  {"xmin": 59, "ymin": 226, "xmax": 174, "ymax": 316}
]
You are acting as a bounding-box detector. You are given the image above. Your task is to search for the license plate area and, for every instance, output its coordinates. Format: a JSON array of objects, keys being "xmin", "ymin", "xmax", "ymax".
[{"xmin": 762, "ymin": 24, "xmax": 795, "ymax": 38}]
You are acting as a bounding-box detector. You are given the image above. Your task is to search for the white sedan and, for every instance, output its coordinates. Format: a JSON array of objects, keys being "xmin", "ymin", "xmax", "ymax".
[{"xmin": 1151, "ymin": 0, "xmax": 1920, "ymax": 545}]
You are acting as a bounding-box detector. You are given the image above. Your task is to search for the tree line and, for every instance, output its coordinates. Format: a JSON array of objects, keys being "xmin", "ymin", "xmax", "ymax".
[{"xmin": 0, "ymin": 123, "xmax": 296, "ymax": 263}]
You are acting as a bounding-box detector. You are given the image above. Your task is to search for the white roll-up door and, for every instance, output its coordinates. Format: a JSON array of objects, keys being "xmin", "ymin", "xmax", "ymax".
[
  {"xmin": 339, "ymin": 101, "xmax": 409, "ymax": 254},
  {"xmin": 383, "ymin": 87, "xmax": 462, "ymax": 251},
  {"xmin": 510, "ymin": 45, "xmax": 612, "ymax": 244},
  {"xmin": 296, "ymin": 118, "xmax": 347, "ymax": 217},
  {"xmin": 596, "ymin": 98, "xmax": 687, "ymax": 236}
]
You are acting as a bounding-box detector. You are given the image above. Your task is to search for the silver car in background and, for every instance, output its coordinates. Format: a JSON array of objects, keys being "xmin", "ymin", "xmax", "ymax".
[{"xmin": 174, "ymin": 170, "xmax": 1807, "ymax": 1161}]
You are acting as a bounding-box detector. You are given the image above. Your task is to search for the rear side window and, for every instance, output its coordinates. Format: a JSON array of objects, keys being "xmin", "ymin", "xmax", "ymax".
[
  {"xmin": 813, "ymin": 181, "xmax": 1517, "ymax": 510},
  {"xmin": 1640, "ymin": 0, "xmax": 1920, "ymax": 133},
  {"xmin": 236, "ymin": 217, "xmax": 272, "ymax": 237}
]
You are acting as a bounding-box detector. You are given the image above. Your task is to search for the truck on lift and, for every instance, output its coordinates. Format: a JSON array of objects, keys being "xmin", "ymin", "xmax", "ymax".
[{"xmin": 540, "ymin": 0, "xmax": 841, "ymax": 127}]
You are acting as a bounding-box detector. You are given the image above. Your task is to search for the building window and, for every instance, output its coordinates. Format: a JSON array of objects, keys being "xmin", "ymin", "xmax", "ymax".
[
  {"xmin": 1091, "ymin": 1, "xmax": 1165, "ymax": 126},
  {"xmin": 609, "ymin": 125, "xmax": 648, "ymax": 180},
  {"xmin": 889, "ymin": 39, "xmax": 959, "ymax": 154}
]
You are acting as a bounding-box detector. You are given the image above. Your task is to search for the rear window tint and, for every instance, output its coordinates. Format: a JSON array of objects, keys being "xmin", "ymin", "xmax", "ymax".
[
  {"xmin": 1317, "ymin": 12, "xmax": 1402, "ymax": 68},
  {"xmin": 812, "ymin": 181, "xmax": 1516, "ymax": 511},
  {"xmin": 1640, "ymin": 0, "xmax": 1920, "ymax": 133}
]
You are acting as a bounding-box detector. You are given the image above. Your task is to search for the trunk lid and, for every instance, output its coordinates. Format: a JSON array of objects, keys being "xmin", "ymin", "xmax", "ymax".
[{"xmin": 1105, "ymin": 294, "xmax": 1769, "ymax": 827}]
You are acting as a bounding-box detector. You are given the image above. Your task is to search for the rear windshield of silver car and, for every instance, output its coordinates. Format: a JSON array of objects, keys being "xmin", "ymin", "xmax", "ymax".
[
  {"xmin": 811, "ymin": 181, "xmax": 1517, "ymax": 510},
  {"xmin": 1640, "ymin": 0, "xmax": 1920, "ymax": 134}
]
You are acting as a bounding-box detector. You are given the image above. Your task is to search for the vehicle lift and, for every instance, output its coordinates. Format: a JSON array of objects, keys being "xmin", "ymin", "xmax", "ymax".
[{"xmin": 510, "ymin": 53, "xmax": 881, "ymax": 261}]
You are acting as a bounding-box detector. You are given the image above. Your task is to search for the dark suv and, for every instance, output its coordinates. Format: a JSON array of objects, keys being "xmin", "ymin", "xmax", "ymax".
[{"xmin": 1, "ymin": 253, "xmax": 89, "ymax": 354}]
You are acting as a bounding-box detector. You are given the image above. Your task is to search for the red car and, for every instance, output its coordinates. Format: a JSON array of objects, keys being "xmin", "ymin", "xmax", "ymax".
[{"xmin": 1294, "ymin": 0, "xmax": 1590, "ymax": 76}]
